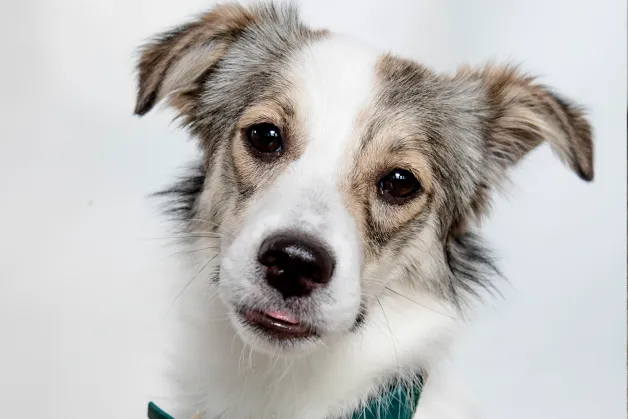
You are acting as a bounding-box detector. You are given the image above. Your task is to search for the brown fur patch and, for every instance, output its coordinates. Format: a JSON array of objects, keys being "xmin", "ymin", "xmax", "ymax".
[
  {"xmin": 231, "ymin": 96, "xmax": 307, "ymax": 198},
  {"xmin": 134, "ymin": 4, "xmax": 257, "ymax": 115},
  {"xmin": 336, "ymin": 58, "xmax": 438, "ymax": 259},
  {"xmin": 349, "ymin": 116, "xmax": 434, "ymax": 222},
  {"xmin": 457, "ymin": 64, "xmax": 594, "ymax": 181},
  {"xmin": 449, "ymin": 64, "xmax": 594, "ymax": 222}
]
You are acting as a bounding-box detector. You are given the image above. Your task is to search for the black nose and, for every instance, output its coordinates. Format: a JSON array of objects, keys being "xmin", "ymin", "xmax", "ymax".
[{"xmin": 258, "ymin": 233, "xmax": 335, "ymax": 299}]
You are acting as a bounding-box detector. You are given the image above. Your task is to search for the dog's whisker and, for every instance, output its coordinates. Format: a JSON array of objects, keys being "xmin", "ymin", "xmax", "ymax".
[
  {"xmin": 141, "ymin": 234, "xmax": 226, "ymax": 241},
  {"xmin": 238, "ymin": 340, "xmax": 247, "ymax": 377},
  {"xmin": 230, "ymin": 329, "xmax": 241, "ymax": 358},
  {"xmin": 248, "ymin": 344, "xmax": 254, "ymax": 370},
  {"xmin": 204, "ymin": 316, "xmax": 232, "ymax": 323},
  {"xmin": 358, "ymin": 272, "xmax": 457, "ymax": 319},
  {"xmin": 186, "ymin": 218, "xmax": 237, "ymax": 238},
  {"xmin": 203, "ymin": 287, "xmax": 221, "ymax": 302},
  {"xmin": 169, "ymin": 246, "xmax": 221, "ymax": 257},
  {"xmin": 168, "ymin": 254, "xmax": 219, "ymax": 312},
  {"xmin": 384, "ymin": 286, "xmax": 457, "ymax": 319},
  {"xmin": 168, "ymin": 231, "xmax": 232, "ymax": 240},
  {"xmin": 376, "ymin": 297, "xmax": 401, "ymax": 378},
  {"xmin": 171, "ymin": 231, "xmax": 227, "ymax": 235}
]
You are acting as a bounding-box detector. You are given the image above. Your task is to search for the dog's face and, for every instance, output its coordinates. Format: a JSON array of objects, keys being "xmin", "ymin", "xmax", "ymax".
[{"xmin": 135, "ymin": 4, "xmax": 593, "ymax": 354}]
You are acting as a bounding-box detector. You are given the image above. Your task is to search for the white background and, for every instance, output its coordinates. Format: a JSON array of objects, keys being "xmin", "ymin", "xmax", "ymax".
[{"xmin": 0, "ymin": 0, "xmax": 625, "ymax": 418}]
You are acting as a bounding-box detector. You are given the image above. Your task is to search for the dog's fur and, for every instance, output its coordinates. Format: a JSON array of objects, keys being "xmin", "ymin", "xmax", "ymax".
[{"xmin": 134, "ymin": 3, "xmax": 594, "ymax": 418}]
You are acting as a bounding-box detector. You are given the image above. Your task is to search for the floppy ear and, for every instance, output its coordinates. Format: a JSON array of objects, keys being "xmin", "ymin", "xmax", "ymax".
[
  {"xmin": 134, "ymin": 3, "xmax": 256, "ymax": 116},
  {"xmin": 461, "ymin": 65, "xmax": 594, "ymax": 182}
]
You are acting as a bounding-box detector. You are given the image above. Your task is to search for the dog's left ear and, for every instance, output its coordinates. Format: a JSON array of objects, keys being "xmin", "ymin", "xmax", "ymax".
[
  {"xmin": 460, "ymin": 65, "xmax": 594, "ymax": 182},
  {"xmin": 134, "ymin": 3, "xmax": 256, "ymax": 116}
]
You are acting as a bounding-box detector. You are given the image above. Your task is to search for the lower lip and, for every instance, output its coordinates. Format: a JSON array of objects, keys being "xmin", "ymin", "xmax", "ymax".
[{"xmin": 240, "ymin": 310, "xmax": 316, "ymax": 340}]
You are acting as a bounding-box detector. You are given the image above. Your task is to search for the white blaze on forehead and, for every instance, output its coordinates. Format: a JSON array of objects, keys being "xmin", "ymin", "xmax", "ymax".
[
  {"xmin": 221, "ymin": 36, "xmax": 377, "ymax": 339},
  {"xmin": 289, "ymin": 36, "xmax": 379, "ymax": 177}
]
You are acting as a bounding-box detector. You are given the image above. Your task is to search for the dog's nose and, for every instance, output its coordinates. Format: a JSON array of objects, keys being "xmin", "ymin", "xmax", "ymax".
[{"xmin": 258, "ymin": 233, "xmax": 335, "ymax": 299}]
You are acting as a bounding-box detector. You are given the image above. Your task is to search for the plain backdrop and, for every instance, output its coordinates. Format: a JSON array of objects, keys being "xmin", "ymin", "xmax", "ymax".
[{"xmin": 0, "ymin": 0, "xmax": 625, "ymax": 418}]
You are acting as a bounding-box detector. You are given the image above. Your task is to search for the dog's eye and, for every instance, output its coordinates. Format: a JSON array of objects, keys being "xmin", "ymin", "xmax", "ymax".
[
  {"xmin": 377, "ymin": 169, "xmax": 421, "ymax": 203},
  {"xmin": 246, "ymin": 123, "xmax": 283, "ymax": 153}
]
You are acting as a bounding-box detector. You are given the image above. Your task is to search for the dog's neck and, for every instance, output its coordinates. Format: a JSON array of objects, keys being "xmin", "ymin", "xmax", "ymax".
[{"xmin": 167, "ymin": 261, "xmax": 457, "ymax": 419}]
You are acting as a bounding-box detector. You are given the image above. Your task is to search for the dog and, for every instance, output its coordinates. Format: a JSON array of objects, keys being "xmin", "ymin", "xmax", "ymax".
[{"xmin": 134, "ymin": 3, "xmax": 594, "ymax": 418}]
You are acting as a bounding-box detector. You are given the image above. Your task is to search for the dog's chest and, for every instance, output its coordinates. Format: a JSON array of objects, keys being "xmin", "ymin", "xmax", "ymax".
[{"xmin": 171, "ymin": 313, "xmax": 393, "ymax": 419}]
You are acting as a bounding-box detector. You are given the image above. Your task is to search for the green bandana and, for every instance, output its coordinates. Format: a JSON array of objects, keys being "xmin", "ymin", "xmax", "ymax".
[{"xmin": 148, "ymin": 378, "xmax": 422, "ymax": 419}]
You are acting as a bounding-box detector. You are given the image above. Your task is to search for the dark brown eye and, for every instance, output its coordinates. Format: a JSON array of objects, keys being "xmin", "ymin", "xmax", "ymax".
[
  {"xmin": 246, "ymin": 123, "xmax": 283, "ymax": 153},
  {"xmin": 378, "ymin": 169, "xmax": 421, "ymax": 203}
]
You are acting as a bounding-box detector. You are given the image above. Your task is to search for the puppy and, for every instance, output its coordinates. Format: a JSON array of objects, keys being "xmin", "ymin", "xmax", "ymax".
[{"xmin": 135, "ymin": 3, "xmax": 593, "ymax": 418}]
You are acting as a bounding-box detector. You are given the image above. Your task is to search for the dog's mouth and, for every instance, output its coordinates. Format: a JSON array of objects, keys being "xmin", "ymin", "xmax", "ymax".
[{"xmin": 239, "ymin": 309, "xmax": 317, "ymax": 340}]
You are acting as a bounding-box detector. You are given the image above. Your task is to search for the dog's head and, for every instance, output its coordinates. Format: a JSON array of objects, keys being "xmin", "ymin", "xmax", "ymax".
[{"xmin": 135, "ymin": 3, "xmax": 593, "ymax": 354}]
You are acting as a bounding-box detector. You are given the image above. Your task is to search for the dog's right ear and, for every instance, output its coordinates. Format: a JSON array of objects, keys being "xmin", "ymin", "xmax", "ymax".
[{"xmin": 134, "ymin": 3, "xmax": 256, "ymax": 116}]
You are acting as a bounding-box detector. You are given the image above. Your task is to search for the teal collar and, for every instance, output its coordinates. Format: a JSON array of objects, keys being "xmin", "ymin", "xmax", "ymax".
[
  {"xmin": 148, "ymin": 377, "xmax": 422, "ymax": 419},
  {"xmin": 148, "ymin": 403, "xmax": 174, "ymax": 419}
]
